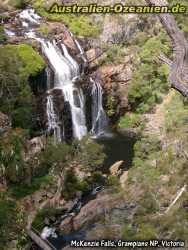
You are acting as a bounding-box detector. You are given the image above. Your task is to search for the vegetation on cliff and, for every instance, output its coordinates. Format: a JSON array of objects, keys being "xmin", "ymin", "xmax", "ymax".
[{"xmin": 0, "ymin": 44, "xmax": 45, "ymax": 133}]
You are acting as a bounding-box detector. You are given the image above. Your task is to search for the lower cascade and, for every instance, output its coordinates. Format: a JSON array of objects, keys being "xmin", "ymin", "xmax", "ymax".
[
  {"xmin": 46, "ymin": 95, "xmax": 62, "ymax": 143},
  {"xmin": 91, "ymin": 77, "xmax": 108, "ymax": 137}
]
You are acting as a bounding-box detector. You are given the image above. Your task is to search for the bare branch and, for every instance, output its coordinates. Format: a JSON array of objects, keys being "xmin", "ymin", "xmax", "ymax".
[{"xmin": 165, "ymin": 185, "xmax": 187, "ymax": 214}]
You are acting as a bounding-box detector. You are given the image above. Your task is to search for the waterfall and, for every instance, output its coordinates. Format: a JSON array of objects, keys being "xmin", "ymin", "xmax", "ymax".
[
  {"xmin": 90, "ymin": 77, "xmax": 108, "ymax": 137},
  {"xmin": 41, "ymin": 40, "xmax": 87, "ymax": 140},
  {"xmin": 46, "ymin": 95, "xmax": 62, "ymax": 143},
  {"xmin": 17, "ymin": 8, "xmax": 108, "ymax": 141}
]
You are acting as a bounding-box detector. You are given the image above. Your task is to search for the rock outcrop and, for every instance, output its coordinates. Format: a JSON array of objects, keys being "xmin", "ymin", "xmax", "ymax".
[
  {"xmin": 109, "ymin": 160, "xmax": 124, "ymax": 176},
  {"xmin": 0, "ymin": 112, "xmax": 11, "ymax": 132},
  {"xmin": 59, "ymin": 192, "xmax": 124, "ymax": 234}
]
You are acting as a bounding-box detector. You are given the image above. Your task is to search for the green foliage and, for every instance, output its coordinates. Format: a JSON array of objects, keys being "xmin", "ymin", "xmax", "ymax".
[
  {"xmin": 106, "ymin": 95, "xmax": 116, "ymax": 117},
  {"xmin": 107, "ymin": 175, "xmax": 120, "ymax": 187},
  {"xmin": 164, "ymin": 93, "xmax": 188, "ymax": 133},
  {"xmin": 9, "ymin": 175, "xmax": 54, "ymax": 199},
  {"xmin": 0, "ymin": 45, "xmax": 45, "ymax": 132},
  {"xmin": 11, "ymin": 106, "xmax": 34, "ymax": 129},
  {"xmin": 62, "ymin": 169, "xmax": 90, "ymax": 200},
  {"xmin": 0, "ymin": 198, "xmax": 23, "ymax": 250},
  {"xmin": 102, "ymin": 45, "xmax": 126, "ymax": 65},
  {"xmin": 119, "ymin": 113, "xmax": 142, "ymax": 129},
  {"xmin": 32, "ymin": 207, "xmax": 58, "ymax": 231},
  {"xmin": 62, "ymin": 15, "xmax": 100, "ymax": 38},
  {"xmin": 0, "ymin": 26, "xmax": 7, "ymax": 44},
  {"xmin": 39, "ymin": 142, "xmax": 72, "ymax": 174},
  {"xmin": 120, "ymin": 93, "xmax": 188, "ymax": 242},
  {"xmin": 5, "ymin": 44, "xmax": 45, "ymax": 79},
  {"xmin": 128, "ymin": 36, "xmax": 170, "ymax": 113},
  {"xmin": 73, "ymin": 137, "xmax": 106, "ymax": 171},
  {"xmin": 0, "ymin": 129, "xmax": 28, "ymax": 185}
]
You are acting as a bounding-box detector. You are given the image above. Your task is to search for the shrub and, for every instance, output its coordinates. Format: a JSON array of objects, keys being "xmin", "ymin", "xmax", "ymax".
[
  {"xmin": 32, "ymin": 207, "xmax": 58, "ymax": 231},
  {"xmin": 0, "ymin": 26, "xmax": 7, "ymax": 44},
  {"xmin": 73, "ymin": 137, "xmax": 106, "ymax": 171},
  {"xmin": 118, "ymin": 113, "xmax": 142, "ymax": 129},
  {"xmin": 5, "ymin": 44, "xmax": 45, "ymax": 79},
  {"xmin": 0, "ymin": 129, "xmax": 28, "ymax": 185}
]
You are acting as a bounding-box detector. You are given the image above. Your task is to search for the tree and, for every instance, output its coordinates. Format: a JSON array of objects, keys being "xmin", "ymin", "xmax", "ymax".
[{"xmin": 146, "ymin": 0, "xmax": 188, "ymax": 98}]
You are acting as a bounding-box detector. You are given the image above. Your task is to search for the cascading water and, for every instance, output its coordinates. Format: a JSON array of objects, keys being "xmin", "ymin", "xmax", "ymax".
[
  {"xmin": 16, "ymin": 8, "xmax": 107, "ymax": 141},
  {"xmin": 90, "ymin": 77, "xmax": 108, "ymax": 137},
  {"xmin": 41, "ymin": 40, "xmax": 87, "ymax": 140},
  {"xmin": 46, "ymin": 95, "xmax": 62, "ymax": 143}
]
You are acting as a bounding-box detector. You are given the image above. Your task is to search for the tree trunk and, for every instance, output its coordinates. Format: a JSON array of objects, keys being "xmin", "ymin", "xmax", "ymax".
[{"xmin": 146, "ymin": 0, "xmax": 188, "ymax": 98}]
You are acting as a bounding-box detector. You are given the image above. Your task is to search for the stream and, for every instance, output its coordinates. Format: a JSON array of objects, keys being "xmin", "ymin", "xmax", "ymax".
[{"xmin": 32, "ymin": 131, "xmax": 136, "ymax": 250}]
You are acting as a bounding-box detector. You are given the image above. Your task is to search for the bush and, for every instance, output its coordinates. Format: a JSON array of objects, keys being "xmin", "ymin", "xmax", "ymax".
[
  {"xmin": 39, "ymin": 142, "xmax": 72, "ymax": 174},
  {"xmin": 32, "ymin": 207, "xmax": 58, "ymax": 231},
  {"xmin": 119, "ymin": 113, "xmax": 142, "ymax": 129},
  {"xmin": 5, "ymin": 44, "xmax": 45, "ymax": 79},
  {"xmin": 73, "ymin": 137, "xmax": 106, "ymax": 171},
  {"xmin": 0, "ymin": 26, "xmax": 7, "ymax": 44},
  {"xmin": 0, "ymin": 129, "xmax": 28, "ymax": 185}
]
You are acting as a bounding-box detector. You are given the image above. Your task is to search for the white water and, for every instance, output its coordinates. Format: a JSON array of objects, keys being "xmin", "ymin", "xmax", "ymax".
[
  {"xmin": 41, "ymin": 226, "xmax": 57, "ymax": 240},
  {"xmin": 41, "ymin": 40, "xmax": 87, "ymax": 140},
  {"xmin": 75, "ymin": 38, "xmax": 88, "ymax": 64},
  {"xmin": 90, "ymin": 77, "xmax": 108, "ymax": 137},
  {"xmin": 4, "ymin": 29, "xmax": 16, "ymax": 37},
  {"xmin": 19, "ymin": 9, "xmax": 41, "ymax": 25},
  {"xmin": 46, "ymin": 95, "xmax": 62, "ymax": 143}
]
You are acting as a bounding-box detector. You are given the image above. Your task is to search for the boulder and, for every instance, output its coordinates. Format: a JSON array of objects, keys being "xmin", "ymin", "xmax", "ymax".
[
  {"xmin": 109, "ymin": 161, "xmax": 124, "ymax": 176},
  {"xmin": 119, "ymin": 171, "xmax": 129, "ymax": 189},
  {"xmin": 73, "ymin": 193, "xmax": 124, "ymax": 231}
]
